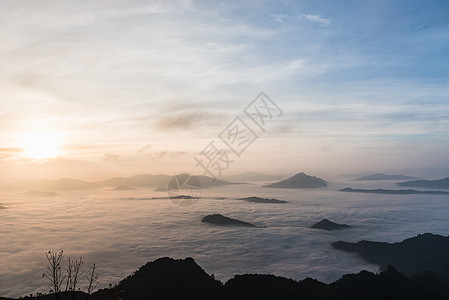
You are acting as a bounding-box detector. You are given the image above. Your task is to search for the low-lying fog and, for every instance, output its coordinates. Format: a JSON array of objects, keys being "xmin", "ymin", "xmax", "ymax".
[{"xmin": 1, "ymin": 180, "xmax": 448, "ymax": 298}]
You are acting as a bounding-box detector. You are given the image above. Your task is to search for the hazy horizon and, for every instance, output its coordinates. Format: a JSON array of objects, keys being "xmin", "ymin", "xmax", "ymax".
[{"xmin": 1, "ymin": 167, "xmax": 449, "ymax": 186}]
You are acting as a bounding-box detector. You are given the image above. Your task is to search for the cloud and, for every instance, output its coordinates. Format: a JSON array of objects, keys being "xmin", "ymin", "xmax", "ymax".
[
  {"xmin": 0, "ymin": 147, "xmax": 21, "ymax": 153},
  {"xmin": 153, "ymin": 151, "xmax": 188, "ymax": 159},
  {"xmin": 103, "ymin": 153, "xmax": 121, "ymax": 161},
  {"xmin": 136, "ymin": 144, "xmax": 152, "ymax": 155},
  {"xmin": 299, "ymin": 14, "xmax": 331, "ymax": 27},
  {"xmin": 321, "ymin": 146, "xmax": 333, "ymax": 152},
  {"xmin": 0, "ymin": 148, "xmax": 21, "ymax": 161},
  {"xmin": 155, "ymin": 111, "xmax": 228, "ymax": 132},
  {"xmin": 2, "ymin": 185, "xmax": 447, "ymax": 297},
  {"xmin": 270, "ymin": 13, "xmax": 289, "ymax": 24}
]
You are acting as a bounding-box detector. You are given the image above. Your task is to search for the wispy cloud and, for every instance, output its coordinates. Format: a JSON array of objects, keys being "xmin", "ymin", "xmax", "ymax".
[
  {"xmin": 103, "ymin": 153, "xmax": 121, "ymax": 161},
  {"xmin": 299, "ymin": 14, "xmax": 331, "ymax": 27},
  {"xmin": 0, "ymin": 148, "xmax": 21, "ymax": 153},
  {"xmin": 155, "ymin": 111, "xmax": 228, "ymax": 132},
  {"xmin": 136, "ymin": 144, "xmax": 152, "ymax": 155}
]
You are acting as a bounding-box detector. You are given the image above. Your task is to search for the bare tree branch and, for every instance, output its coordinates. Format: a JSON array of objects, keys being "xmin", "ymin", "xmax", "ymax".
[
  {"xmin": 43, "ymin": 250, "xmax": 65, "ymax": 299},
  {"xmin": 86, "ymin": 263, "xmax": 99, "ymax": 295},
  {"xmin": 66, "ymin": 257, "xmax": 84, "ymax": 292}
]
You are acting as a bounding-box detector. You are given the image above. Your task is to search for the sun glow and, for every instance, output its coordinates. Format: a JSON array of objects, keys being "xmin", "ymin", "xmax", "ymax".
[{"xmin": 20, "ymin": 131, "xmax": 62, "ymax": 159}]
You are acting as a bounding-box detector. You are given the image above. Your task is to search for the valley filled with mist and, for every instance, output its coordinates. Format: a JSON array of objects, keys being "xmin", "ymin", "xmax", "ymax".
[{"xmin": 1, "ymin": 173, "xmax": 448, "ymax": 298}]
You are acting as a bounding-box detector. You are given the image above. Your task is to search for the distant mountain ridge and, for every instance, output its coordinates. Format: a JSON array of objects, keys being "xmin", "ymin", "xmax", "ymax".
[
  {"xmin": 239, "ymin": 196, "xmax": 287, "ymax": 203},
  {"xmin": 99, "ymin": 174, "xmax": 170, "ymax": 187},
  {"xmin": 397, "ymin": 177, "xmax": 449, "ymax": 188},
  {"xmin": 355, "ymin": 173, "xmax": 419, "ymax": 181},
  {"xmin": 340, "ymin": 187, "xmax": 449, "ymax": 195},
  {"xmin": 263, "ymin": 172, "xmax": 327, "ymax": 188},
  {"xmin": 111, "ymin": 185, "xmax": 136, "ymax": 191},
  {"xmin": 100, "ymin": 174, "xmax": 231, "ymax": 189},
  {"xmin": 4, "ymin": 174, "xmax": 232, "ymax": 191},
  {"xmin": 6, "ymin": 178, "xmax": 99, "ymax": 191}
]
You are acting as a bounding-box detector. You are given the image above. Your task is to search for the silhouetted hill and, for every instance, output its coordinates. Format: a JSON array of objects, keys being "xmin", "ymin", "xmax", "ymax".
[
  {"xmin": 339, "ymin": 187, "xmax": 449, "ymax": 194},
  {"xmin": 97, "ymin": 258, "xmax": 449, "ymax": 300},
  {"xmin": 397, "ymin": 177, "xmax": 449, "ymax": 188},
  {"xmin": 225, "ymin": 265, "xmax": 449, "ymax": 300},
  {"xmin": 263, "ymin": 172, "xmax": 327, "ymax": 188},
  {"xmin": 311, "ymin": 219, "xmax": 350, "ymax": 231},
  {"xmin": 111, "ymin": 185, "xmax": 136, "ymax": 191},
  {"xmin": 224, "ymin": 274, "xmax": 324, "ymax": 300},
  {"xmin": 332, "ymin": 233, "xmax": 449, "ymax": 280},
  {"xmin": 170, "ymin": 195, "xmax": 197, "ymax": 199},
  {"xmin": 100, "ymin": 174, "xmax": 231, "ymax": 189},
  {"xmin": 6, "ymin": 256, "xmax": 449, "ymax": 299},
  {"xmin": 355, "ymin": 173, "xmax": 419, "ymax": 181},
  {"xmin": 7, "ymin": 178, "xmax": 99, "ymax": 191},
  {"xmin": 239, "ymin": 196, "xmax": 287, "ymax": 203},
  {"xmin": 94, "ymin": 257, "xmax": 222, "ymax": 300},
  {"xmin": 201, "ymin": 214, "xmax": 255, "ymax": 227},
  {"xmin": 326, "ymin": 265, "xmax": 448, "ymax": 300}
]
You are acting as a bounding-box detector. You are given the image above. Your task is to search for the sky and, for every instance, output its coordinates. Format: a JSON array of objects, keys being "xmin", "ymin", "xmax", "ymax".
[{"xmin": 1, "ymin": 0, "xmax": 448, "ymax": 181}]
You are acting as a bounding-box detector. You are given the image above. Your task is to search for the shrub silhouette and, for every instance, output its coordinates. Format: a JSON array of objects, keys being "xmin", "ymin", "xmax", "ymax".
[{"xmin": 42, "ymin": 250, "xmax": 98, "ymax": 300}]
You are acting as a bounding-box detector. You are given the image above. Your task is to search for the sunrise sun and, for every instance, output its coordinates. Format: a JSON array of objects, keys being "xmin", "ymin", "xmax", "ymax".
[{"xmin": 20, "ymin": 131, "xmax": 62, "ymax": 159}]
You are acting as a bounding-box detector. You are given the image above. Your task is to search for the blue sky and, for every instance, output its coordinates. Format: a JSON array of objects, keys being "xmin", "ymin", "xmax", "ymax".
[{"xmin": 0, "ymin": 0, "xmax": 448, "ymax": 179}]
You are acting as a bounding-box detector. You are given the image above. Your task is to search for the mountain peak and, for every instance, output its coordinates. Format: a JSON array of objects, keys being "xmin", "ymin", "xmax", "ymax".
[{"xmin": 263, "ymin": 172, "xmax": 327, "ymax": 189}]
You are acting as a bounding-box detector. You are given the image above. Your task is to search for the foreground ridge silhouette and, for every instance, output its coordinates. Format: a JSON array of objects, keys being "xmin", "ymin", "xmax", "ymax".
[
  {"xmin": 332, "ymin": 233, "xmax": 449, "ymax": 279},
  {"xmin": 6, "ymin": 240, "xmax": 449, "ymax": 300}
]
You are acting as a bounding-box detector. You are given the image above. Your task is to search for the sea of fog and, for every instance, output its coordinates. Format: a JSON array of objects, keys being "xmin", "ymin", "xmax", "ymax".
[{"xmin": 1, "ymin": 179, "xmax": 449, "ymax": 298}]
